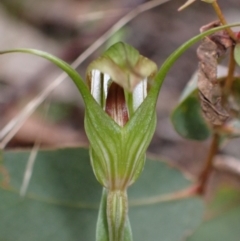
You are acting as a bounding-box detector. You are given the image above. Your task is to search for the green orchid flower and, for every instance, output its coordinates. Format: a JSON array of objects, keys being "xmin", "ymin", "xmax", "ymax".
[
  {"xmin": 85, "ymin": 43, "xmax": 157, "ymax": 190},
  {"xmin": 85, "ymin": 43, "xmax": 157, "ymax": 241}
]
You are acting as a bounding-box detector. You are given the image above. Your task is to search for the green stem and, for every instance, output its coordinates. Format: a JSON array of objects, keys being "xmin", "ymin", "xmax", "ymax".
[
  {"xmin": 224, "ymin": 46, "xmax": 236, "ymax": 93},
  {"xmin": 107, "ymin": 190, "xmax": 128, "ymax": 241},
  {"xmin": 96, "ymin": 188, "xmax": 133, "ymax": 241}
]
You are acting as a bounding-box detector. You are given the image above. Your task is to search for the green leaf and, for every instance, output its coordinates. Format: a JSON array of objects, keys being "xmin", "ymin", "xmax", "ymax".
[
  {"xmin": 1, "ymin": 147, "xmax": 203, "ymax": 241},
  {"xmin": 234, "ymin": 43, "xmax": 240, "ymax": 66},
  {"xmin": 171, "ymin": 71, "xmax": 211, "ymax": 140},
  {"xmin": 128, "ymin": 156, "xmax": 204, "ymax": 241},
  {"xmin": 172, "ymin": 93, "xmax": 210, "ymax": 140},
  {"xmin": 187, "ymin": 187, "xmax": 240, "ymax": 241}
]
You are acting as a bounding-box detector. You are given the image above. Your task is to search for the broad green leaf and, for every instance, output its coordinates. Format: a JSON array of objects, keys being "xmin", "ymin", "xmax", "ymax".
[
  {"xmin": 234, "ymin": 43, "xmax": 240, "ymax": 66},
  {"xmin": 1, "ymin": 147, "xmax": 203, "ymax": 241},
  {"xmin": 172, "ymin": 93, "xmax": 210, "ymax": 140},
  {"xmin": 171, "ymin": 71, "xmax": 210, "ymax": 140},
  {"xmin": 128, "ymin": 156, "xmax": 203, "ymax": 241},
  {"xmin": 187, "ymin": 187, "xmax": 240, "ymax": 241}
]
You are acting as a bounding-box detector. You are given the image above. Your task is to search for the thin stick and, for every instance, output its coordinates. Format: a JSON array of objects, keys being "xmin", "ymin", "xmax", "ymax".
[
  {"xmin": 77, "ymin": 8, "xmax": 129, "ymax": 23},
  {"xmin": 224, "ymin": 46, "xmax": 236, "ymax": 92},
  {"xmin": 0, "ymin": 0, "xmax": 171, "ymax": 148},
  {"xmin": 211, "ymin": 1, "xmax": 237, "ymax": 41},
  {"xmin": 19, "ymin": 142, "xmax": 40, "ymax": 197},
  {"xmin": 197, "ymin": 132, "xmax": 219, "ymax": 194}
]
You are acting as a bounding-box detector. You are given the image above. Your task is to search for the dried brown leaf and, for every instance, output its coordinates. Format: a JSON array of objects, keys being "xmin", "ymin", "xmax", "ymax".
[{"xmin": 197, "ymin": 21, "xmax": 233, "ymax": 126}]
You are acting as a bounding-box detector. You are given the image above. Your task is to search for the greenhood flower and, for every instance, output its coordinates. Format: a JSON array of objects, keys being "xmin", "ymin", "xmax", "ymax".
[
  {"xmin": 85, "ymin": 42, "xmax": 157, "ymax": 241},
  {"xmin": 85, "ymin": 42, "xmax": 157, "ymax": 190}
]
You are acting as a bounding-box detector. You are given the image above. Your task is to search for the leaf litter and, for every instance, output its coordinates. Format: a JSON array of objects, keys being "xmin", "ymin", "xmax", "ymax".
[{"xmin": 197, "ymin": 21, "xmax": 233, "ymax": 126}]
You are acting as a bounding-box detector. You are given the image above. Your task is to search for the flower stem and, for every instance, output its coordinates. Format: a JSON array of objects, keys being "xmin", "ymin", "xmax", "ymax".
[
  {"xmin": 107, "ymin": 190, "xmax": 128, "ymax": 241},
  {"xmin": 198, "ymin": 132, "xmax": 219, "ymax": 195},
  {"xmin": 211, "ymin": 1, "xmax": 237, "ymax": 41}
]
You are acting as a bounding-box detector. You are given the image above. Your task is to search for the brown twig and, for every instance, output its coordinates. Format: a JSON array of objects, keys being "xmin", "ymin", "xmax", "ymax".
[
  {"xmin": 211, "ymin": 1, "xmax": 237, "ymax": 41},
  {"xmin": 197, "ymin": 132, "xmax": 220, "ymax": 195},
  {"xmin": 224, "ymin": 46, "xmax": 236, "ymax": 93}
]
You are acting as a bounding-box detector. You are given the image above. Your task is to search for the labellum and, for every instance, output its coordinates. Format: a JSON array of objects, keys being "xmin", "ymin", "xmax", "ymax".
[{"xmin": 105, "ymin": 82, "xmax": 129, "ymax": 127}]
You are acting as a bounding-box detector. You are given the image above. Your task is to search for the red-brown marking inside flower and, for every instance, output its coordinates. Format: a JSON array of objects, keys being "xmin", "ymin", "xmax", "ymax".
[{"xmin": 105, "ymin": 82, "xmax": 129, "ymax": 127}]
